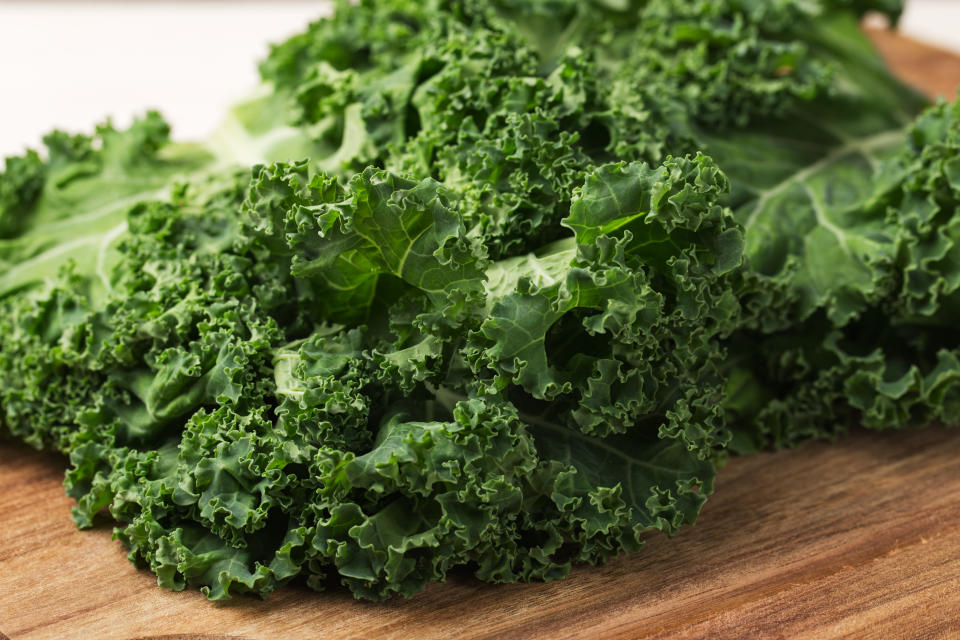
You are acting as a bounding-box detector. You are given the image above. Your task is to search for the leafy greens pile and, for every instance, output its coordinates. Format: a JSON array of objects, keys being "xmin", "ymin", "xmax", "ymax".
[{"xmin": 2, "ymin": 0, "xmax": 959, "ymax": 601}]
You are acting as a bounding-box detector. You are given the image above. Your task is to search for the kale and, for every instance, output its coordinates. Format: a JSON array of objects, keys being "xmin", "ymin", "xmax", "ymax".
[{"xmin": 2, "ymin": 0, "xmax": 956, "ymax": 601}]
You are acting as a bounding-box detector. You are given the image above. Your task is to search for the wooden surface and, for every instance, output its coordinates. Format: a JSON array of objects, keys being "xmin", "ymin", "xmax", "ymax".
[
  {"xmin": 3, "ymin": 428, "xmax": 960, "ymax": 640},
  {"xmin": 2, "ymin": 29, "xmax": 960, "ymax": 640},
  {"xmin": 866, "ymin": 27, "xmax": 960, "ymax": 99}
]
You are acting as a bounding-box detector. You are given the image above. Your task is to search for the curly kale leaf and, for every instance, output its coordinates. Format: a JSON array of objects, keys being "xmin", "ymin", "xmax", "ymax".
[
  {"xmin": 244, "ymin": 161, "xmax": 487, "ymax": 328},
  {"xmin": 253, "ymin": 0, "xmax": 876, "ymax": 263},
  {"xmin": 725, "ymin": 100, "xmax": 960, "ymax": 452},
  {"xmin": 32, "ymin": 146, "xmax": 742, "ymax": 601},
  {"xmin": 0, "ymin": 112, "xmax": 213, "ymax": 301}
]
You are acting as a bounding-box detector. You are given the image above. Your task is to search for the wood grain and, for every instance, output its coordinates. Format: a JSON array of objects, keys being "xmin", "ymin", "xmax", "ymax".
[
  {"xmin": 866, "ymin": 27, "xmax": 960, "ymax": 99},
  {"xmin": 3, "ymin": 427, "xmax": 960, "ymax": 640},
  {"xmin": 2, "ymin": 29, "xmax": 960, "ymax": 640}
]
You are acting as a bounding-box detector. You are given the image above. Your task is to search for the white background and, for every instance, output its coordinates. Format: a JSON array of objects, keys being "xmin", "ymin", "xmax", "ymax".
[{"xmin": 0, "ymin": 0, "xmax": 958, "ymax": 158}]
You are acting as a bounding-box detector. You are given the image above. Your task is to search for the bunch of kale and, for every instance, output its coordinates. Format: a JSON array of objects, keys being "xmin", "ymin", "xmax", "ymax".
[{"xmin": 1, "ymin": 0, "xmax": 958, "ymax": 600}]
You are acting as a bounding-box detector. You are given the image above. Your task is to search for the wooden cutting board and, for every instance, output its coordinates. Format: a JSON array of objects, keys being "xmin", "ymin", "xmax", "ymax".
[{"xmin": 1, "ymin": 29, "xmax": 959, "ymax": 640}]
